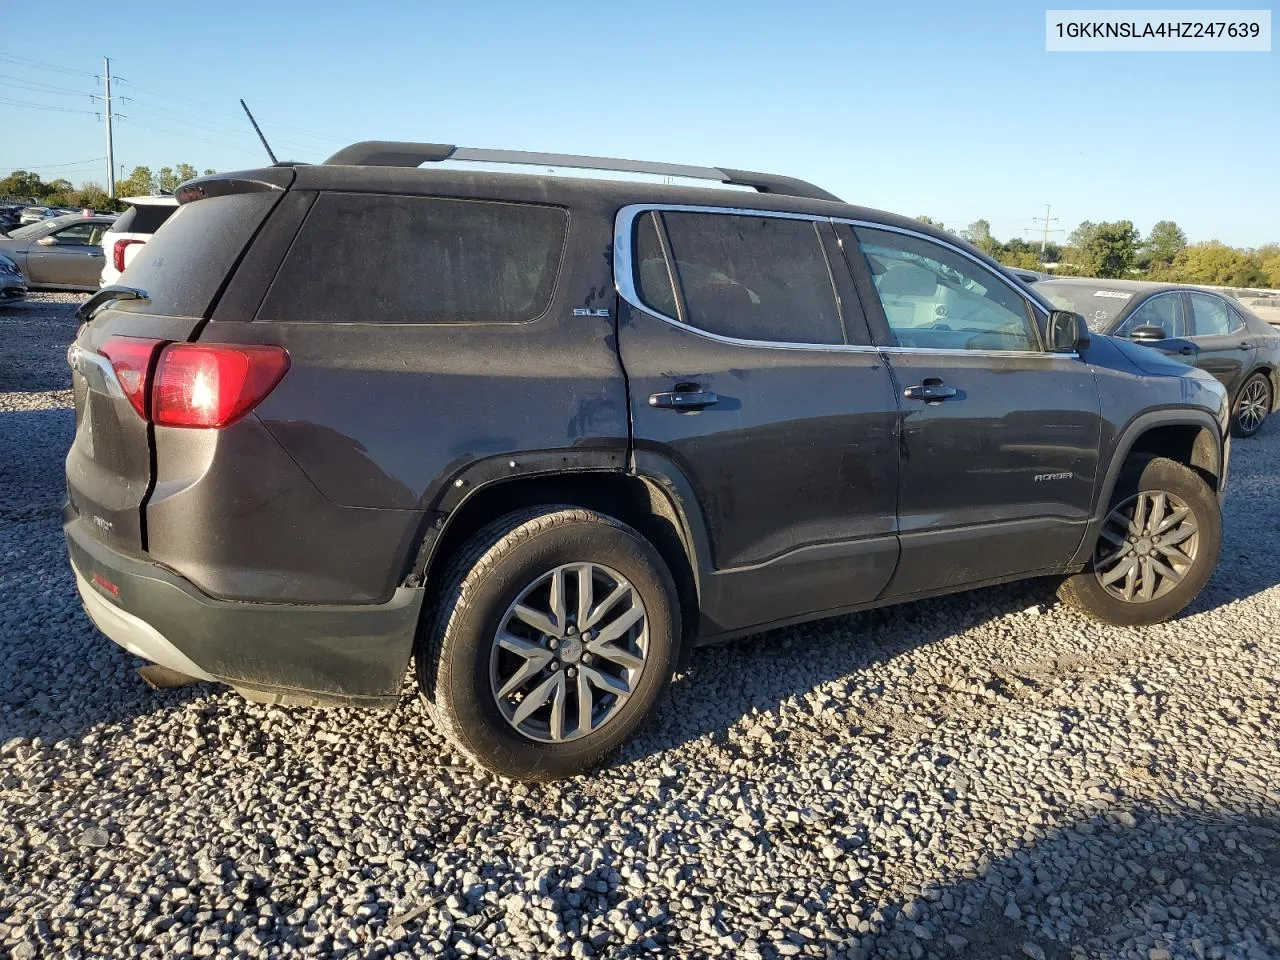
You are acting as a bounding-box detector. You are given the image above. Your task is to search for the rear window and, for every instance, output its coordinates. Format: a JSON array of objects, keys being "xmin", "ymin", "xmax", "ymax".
[
  {"xmin": 113, "ymin": 202, "xmax": 177, "ymax": 235},
  {"xmin": 118, "ymin": 191, "xmax": 279, "ymax": 318},
  {"xmin": 257, "ymin": 193, "xmax": 568, "ymax": 324}
]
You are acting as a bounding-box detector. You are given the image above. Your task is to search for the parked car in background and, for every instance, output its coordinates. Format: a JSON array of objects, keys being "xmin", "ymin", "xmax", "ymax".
[
  {"xmin": 0, "ymin": 253, "xmax": 27, "ymax": 306},
  {"xmin": 64, "ymin": 142, "xmax": 1231, "ymax": 781},
  {"xmin": 19, "ymin": 206, "xmax": 57, "ymax": 225},
  {"xmin": 98, "ymin": 195, "xmax": 178, "ymax": 287},
  {"xmin": 0, "ymin": 205, "xmax": 23, "ymax": 234},
  {"xmin": 1036, "ymin": 278, "xmax": 1280, "ymax": 438},
  {"xmin": 0, "ymin": 213, "xmax": 115, "ymax": 291}
]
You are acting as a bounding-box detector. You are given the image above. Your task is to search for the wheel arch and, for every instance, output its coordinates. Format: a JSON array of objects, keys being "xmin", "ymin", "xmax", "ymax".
[
  {"xmin": 413, "ymin": 464, "xmax": 707, "ymax": 652},
  {"xmin": 1071, "ymin": 410, "xmax": 1223, "ymax": 566}
]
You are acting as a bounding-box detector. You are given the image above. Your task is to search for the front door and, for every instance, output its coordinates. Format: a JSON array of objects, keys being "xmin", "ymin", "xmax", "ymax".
[
  {"xmin": 836, "ymin": 222, "xmax": 1102, "ymax": 598},
  {"xmin": 1187, "ymin": 291, "xmax": 1255, "ymax": 395},
  {"xmin": 616, "ymin": 206, "xmax": 901, "ymax": 635},
  {"xmin": 26, "ymin": 221, "xmax": 106, "ymax": 288}
]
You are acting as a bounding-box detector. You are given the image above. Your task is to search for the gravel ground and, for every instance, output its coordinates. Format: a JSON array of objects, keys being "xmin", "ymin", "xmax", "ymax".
[{"xmin": 2, "ymin": 293, "xmax": 1279, "ymax": 960}]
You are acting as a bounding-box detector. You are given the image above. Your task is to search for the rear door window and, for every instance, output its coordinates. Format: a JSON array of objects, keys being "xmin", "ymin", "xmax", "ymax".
[
  {"xmin": 114, "ymin": 203, "xmax": 177, "ymax": 235},
  {"xmin": 1189, "ymin": 293, "xmax": 1240, "ymax": 337},
  {"xmin": 258, "ymin": 193, "xmax": 568, "ymax": 324},
  {"xmin": 637, "ymin": 211, "xmax": 844, "ymax": 345},
  {"xmin": 117, "ymin": 191, "xmax": 280, "ymax": 318}
]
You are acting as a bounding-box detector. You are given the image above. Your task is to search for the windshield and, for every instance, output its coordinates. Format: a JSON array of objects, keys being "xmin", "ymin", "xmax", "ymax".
[
  {"xmin": 6, "ymin": 221, "xmax": 52, "ymax": 240},
  {"xmin": 1034, "ymin": 282, "xmax": 1137, "ymax": 331}
]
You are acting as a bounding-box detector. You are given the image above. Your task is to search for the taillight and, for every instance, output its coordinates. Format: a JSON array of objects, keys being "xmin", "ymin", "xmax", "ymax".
[
  {"xmin": 100, "ymin": 336, "xmax": 163, "ymax": 419},
  {"xmin": 152, "ymin": 343, "xmax": 290, "ymax": 428},
  {"xmin": 112, "ymin": 238, "xmax": 144, "ymax": 273}
]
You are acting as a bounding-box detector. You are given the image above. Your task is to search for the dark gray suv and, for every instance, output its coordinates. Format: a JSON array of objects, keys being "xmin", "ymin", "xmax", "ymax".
[{"xmin": 64, "ymin": 142, "xmax": 1231, "ymax": 779}]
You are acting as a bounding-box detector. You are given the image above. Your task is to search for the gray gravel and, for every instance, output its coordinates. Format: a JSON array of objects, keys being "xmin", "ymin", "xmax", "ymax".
[{"xmin": 3, "ymin": 294, "xmax": 1279, "ymax": 960}]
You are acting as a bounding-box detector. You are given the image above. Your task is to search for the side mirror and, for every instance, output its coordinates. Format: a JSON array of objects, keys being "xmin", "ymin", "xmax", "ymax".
[
  {"xmin": 1129, "ymin": 325, "xmax": 1168, "ymax": 343},
  {"xmin": 36, "ymin": 236, "xmax": 58, "ymax": 246},
  {"xmin": 1046, "ymin": 310, "xmax": 1090, "ymax": 352}
]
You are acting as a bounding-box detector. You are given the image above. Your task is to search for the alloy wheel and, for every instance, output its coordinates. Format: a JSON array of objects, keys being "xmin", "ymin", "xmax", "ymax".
[
  {"xmin": 1094, "ymin": 490, "xmax": 1199, "ymax": 603},
  {"xmin": 1237, "ymin": 378, "xmax": 1270, "ymax": 434},
  {"xmin": 490, "ymin": 562, "xmax": 649, "ymax": 743}
]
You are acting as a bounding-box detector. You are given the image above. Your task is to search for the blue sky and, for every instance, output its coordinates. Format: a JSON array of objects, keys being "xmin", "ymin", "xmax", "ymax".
[{"xmin": 2, "ymin": 0, "xmax": 1276, "ymax": 247}]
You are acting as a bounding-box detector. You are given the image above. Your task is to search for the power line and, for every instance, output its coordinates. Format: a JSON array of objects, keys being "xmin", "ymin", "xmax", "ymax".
[
  {"xmin": 123, "ymin": 99, "xmax": 323, "ymax": 156},
  {"xmin": 0, "ymin": 52, "xmax": 96, "ymax": 78},
  {"xmin": 0, "ymin": 73, "xmax": 94, "ymax": 97},
  {"xmin": 1, "ymin": 158, "xmax": 106, "ymax": 170},
  {"xmin": 0, "ymin": 96, "xmax": 98, "ymax": 115}
]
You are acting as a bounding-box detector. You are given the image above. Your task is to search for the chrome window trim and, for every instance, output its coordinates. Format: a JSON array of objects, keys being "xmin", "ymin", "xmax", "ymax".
[
  {"xmin": 614, "ymin": 203, "xmax": 875, "ymax": 354},
  {"xmin": 613, "ymin": 204, "xmax": 1077, "ymax": 359}
]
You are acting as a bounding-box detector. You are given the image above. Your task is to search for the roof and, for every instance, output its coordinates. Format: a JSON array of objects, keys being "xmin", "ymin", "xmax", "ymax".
[{"xmin": 1035, "ymin": 277, "xmax": 1187, "ymax": 295}]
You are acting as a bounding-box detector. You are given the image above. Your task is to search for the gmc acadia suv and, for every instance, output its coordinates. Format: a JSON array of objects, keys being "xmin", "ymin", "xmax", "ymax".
[{"xmin": 64, "ymin": 142, "xmax": 1230, "ymax": 780}]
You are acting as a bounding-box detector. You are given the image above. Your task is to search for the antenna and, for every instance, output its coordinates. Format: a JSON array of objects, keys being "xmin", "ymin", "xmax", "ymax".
[{"xmin": 239, "ymin": 99, "xmax": 278, "ymax": 165}]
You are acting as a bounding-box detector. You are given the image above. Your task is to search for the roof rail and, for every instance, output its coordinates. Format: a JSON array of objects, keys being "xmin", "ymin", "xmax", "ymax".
[{"xmin": 322, "ymin": 141, "xmax": 841, "ymax": 203}]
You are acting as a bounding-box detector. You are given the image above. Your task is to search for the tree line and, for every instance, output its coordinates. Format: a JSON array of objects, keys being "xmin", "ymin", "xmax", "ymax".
[
  {"xmin": 918, "ymin": 215, "xmax": 1280, "ymax": 289},
  {"xmin": 0, "ymin": 165, "xmax": 215, "ymax": 213}
]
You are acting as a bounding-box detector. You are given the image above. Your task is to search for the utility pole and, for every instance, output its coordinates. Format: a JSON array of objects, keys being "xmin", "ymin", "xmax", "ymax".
[
  {"xmin": 1030, "ymin": 204, "xmax": 1062, "ymax": 253},
  {"xmin": 102, "ymin": 57, "xmax": 116, "ymax": 198}
]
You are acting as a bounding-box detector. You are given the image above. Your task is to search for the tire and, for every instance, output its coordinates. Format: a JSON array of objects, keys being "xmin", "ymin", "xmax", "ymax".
[
  {"xmin": 1057, "ymin": 456, "xmax": 1220, "ymax": 627},
  {"xmin": 416, "ymin": 507, "xmax": 680, "ymax": 781},
  {"xmin": 1232, "ymin": 372, "xmax": 1272, "ymax": 438}
]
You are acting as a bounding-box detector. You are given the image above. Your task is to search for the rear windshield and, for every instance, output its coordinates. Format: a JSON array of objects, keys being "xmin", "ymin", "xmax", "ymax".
[
  {"xmin": 257, "ymin": 193, "xmax": 568, "ymax": 324},
  {"xmin": 113, "ymin": 202, "xmax": 177, "ymax": 235},
  {"xmin": 117, "ymin": 192, "xmax": 278, "ymax": 318},
  {"xmin": 1034, "ymin": 282, "xmax": 1137, "ymax": 331}
]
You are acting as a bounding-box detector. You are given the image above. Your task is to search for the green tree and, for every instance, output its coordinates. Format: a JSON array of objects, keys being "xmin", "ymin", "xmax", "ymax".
[
  {"xmin": 998, "ymin": 249, "xmax": 1042, "ymax": 270},
  {"xmin": 0, "ymin": 170, "xmax": 52, "ymax": 200},
  {"xmin": 174, "ymin": 163, "xmax": 198, "ymax": 185},
  {"xmin": 202, "ymin": 168, "xmax": 215, "ymax": 176},
  {"xmin": 1141, "ymin": 220, "xmax": 1187, "ymax": 270},
  {"xmin": 1257, "ymin": 246, "xmax": 1280, "ymax": 288},
  {"xmin": 116, "ymin": 166, "xmax": 156, "ymax": 197},
  {"xmin": 1067, "ymin": 220, "xmax": 1138, "ymax": 278},
  {"xmin": 961, "ymin": 219, "xmax": 997, "ymax": 255},
  {"xmin": 157, "ymin": 166, "xmax": 176, "ymax": 192},
  {"xmin": 1159, "ymin": 242, "xmax": 1257, "ymax": 285},
  {"xmin": 915, "ymin": 215, "xmax": 945, "ymax": 231}
]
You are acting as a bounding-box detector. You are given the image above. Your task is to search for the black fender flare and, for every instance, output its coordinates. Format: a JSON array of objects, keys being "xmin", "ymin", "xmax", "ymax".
[{"xmin": 1070, "ymin": 408, "xmax": 1224, "ymax": 566}]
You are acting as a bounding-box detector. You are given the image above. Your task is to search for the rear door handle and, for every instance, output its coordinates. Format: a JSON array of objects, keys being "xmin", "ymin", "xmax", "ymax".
[
  {"xmin": 649, "ymin": 389, "xmax": 719, "ymax": 411},
  {"xmin": 1179, "ymin": 346, "xmax": 1196, "ymax": 355},
  {"xmin": 1239, "ymin": 342, "xmax": 1253, "ymax": 351},
  {"xmin": 903, "ymin": 382, "xmax": 959, "ymax": 402}
]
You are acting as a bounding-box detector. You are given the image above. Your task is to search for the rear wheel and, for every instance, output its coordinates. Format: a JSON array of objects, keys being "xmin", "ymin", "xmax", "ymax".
[
  {"xmin": 1057, "ymin": 456, "xmax": 1220, "ymax": 626},
  {"xmin": 1232, "ymin": 373, "xmax": 1271, "ymax": 438},
  {"xmin": 417, "ymin": 507, "xmax": 679, "ymax": 780}
]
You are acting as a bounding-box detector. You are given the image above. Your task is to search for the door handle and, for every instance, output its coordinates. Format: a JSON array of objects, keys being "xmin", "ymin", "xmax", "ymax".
[
  {"xmin": 1179, "ymin": 346, "xmax": 1196, "ymax": 355},
  {"xmin": 1238, "ymin": 342, "xmax": 1253, "ymax": 351},
  {"xmin": 649, "ymin": 388, "xmax": 719, "ymax": 411},
  {"xmin": 903, "ymin": 382, "xmax": 959, "ymax": 402}
]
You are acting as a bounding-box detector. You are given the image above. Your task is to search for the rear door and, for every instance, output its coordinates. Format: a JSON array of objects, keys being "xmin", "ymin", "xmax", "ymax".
[
  {"xmin": 1187, "ymin": 292, "xmax": 1254, "ymax": 394},
  {"xmin": 615, "ymin": 205, "xmax": 901, "ymax": 635},
  {"xmin": 66, "ymin": 181, "xmax": 288, "ymax": 555},
  {"xmin": 837, "ymin": 221, "xmax": 1101, "ymax": 597}
]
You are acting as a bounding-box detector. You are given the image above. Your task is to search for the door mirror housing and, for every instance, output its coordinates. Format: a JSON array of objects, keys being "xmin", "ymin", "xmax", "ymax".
[
  {"xmin": 1128, "ymin": 325, "xmax": 1168, "ymax": 343},
  {"xmin": 36, "ymin": 236, "xmax": 58, "ymax": 246},
  {"xmin": 1046, "ymin": 310, "xmax": 1090, "ymax": 353}
]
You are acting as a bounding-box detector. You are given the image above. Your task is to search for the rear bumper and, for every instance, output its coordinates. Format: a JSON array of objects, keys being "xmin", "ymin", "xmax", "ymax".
[{"xmin": 64, "ymin": 507, "xmax": 425, "ymax": 708}]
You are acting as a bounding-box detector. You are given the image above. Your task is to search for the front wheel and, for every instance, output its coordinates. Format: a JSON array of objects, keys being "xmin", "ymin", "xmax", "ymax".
[
  {"xmin": 1232, "ymin": 372, "xmax": 1272, "ymax": 438},
  {"xmin": 1057, "ymin": 456, "xmax": 1220, "ymax": 626},
  {"xmin": 417, "ymin": 507, "xmax": 680, "ymax": 781}
]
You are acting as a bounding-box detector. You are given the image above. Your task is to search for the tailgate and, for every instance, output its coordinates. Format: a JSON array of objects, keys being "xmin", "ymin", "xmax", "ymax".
[{"xmin": 64, "ymin": 180, "xmax": 288, "ymax": 555}]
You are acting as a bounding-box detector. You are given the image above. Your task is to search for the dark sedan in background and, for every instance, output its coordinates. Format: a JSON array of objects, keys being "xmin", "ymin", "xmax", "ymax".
[
  {"xmin": 0, "ymin": 213, "xmax": 116, "ymax": 292},
  {"xmin": 1037, "ymin": 278, "xmax": 1280, "ymax": 437}
]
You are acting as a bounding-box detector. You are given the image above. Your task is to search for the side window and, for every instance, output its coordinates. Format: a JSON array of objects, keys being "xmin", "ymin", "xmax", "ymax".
[
  {"xmin": 52, "ymin": 223, "xmax": 98, "ymax": 245},
  {"xmin": 259, "ymin": 194, "xmax": 568, "ymax": 324},
  {"xmin": 1189, "ymin": 293, "xmax": 1239, "ymax": 337},
  {"xmin": 633, "ymin": 212, "xmax": 678, "ymax": 320},
  {"xmin": 853, "ymin": 227, "xmax": 1039, "ymax": 352},
  {"xmin": 639, "ymin": 211, "xmax": 844, "ymax": 345},
  {"xmin": 1116, "ymin": 294, "xmax": 1187, "ymax": 338}
]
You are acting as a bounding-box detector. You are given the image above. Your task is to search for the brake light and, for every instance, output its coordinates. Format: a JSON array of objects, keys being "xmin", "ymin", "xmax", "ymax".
[
  {"xmin": 152, "ymin": 343, "xmax": 289, "ymax": 428},
  {"xmin": 112, "ymin": 238, "xmax": 144, "ymax": 273},
  {"xmin": 100, "ymin": 336, "xmax": 162, "ymax": 419}
]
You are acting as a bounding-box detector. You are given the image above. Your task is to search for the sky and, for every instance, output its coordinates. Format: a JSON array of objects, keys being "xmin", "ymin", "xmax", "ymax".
[{"xmin": 2, "ymin": 0, "xmax": 1277, "ymax": 247}]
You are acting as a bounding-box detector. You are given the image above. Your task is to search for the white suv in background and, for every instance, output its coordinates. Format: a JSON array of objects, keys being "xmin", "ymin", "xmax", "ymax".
[{"xmin": 98, "ymin": 195, "xmax": 178, "ymax": 287}]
